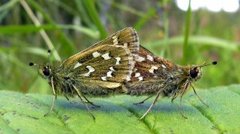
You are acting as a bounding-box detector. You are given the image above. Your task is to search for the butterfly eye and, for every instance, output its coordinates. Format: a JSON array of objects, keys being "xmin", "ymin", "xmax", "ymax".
[
  {"xmin": 43, "ymin": 66, "xmax": 50, "ymax": 76},
  {"xmin": 190, "ymin": 67, "xmax": 199, "ymax": 78}
]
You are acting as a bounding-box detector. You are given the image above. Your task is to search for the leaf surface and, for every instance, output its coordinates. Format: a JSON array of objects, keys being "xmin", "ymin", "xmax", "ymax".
[{"xmin": 0, "ymin": 85, "xmax": 240, "ymax": 134}]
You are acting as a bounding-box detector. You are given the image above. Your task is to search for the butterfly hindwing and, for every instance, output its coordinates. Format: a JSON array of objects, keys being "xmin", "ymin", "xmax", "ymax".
[{"xmin": 130, "ymin": 46, "xmax": 177, "ymax": 82}]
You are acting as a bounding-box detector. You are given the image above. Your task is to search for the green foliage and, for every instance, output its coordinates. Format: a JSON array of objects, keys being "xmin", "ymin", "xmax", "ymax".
[{"xmin": 0, "ymin": 85, "xmax": 240, "ymax": 134}]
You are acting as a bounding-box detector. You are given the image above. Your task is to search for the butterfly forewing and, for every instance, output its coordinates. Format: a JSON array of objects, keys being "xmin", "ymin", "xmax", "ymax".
[
  {"xmin": 92, "ymin": 27, "xmax": 140, "ymax": 54},
  {"xmin": 59, "ymin": 27, "xmax": 140, "ymax": 89}
]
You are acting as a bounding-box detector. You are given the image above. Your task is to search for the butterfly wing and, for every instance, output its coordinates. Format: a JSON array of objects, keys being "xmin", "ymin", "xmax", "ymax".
[
  {"xmin": 130, "ymin": 46, "xmax": 176, "ymax": 82},
  {"xmin": 125, "ymin": 46, "xmax": 179, "ymax": 95},
  {"xmin": 60, "ymin": 27, "xmax": 139, "ymax": 89}
]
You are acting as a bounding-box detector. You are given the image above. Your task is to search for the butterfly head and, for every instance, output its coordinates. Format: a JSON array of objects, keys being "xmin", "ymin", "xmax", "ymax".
[
  {"xmin": 188, "ymin": 61, "xmax": 217, "ymax": 81},
  {"xmin": 189, "ymin": 66, "xmax": 202, "ymax": 81},
  {"xmin": 39, "ymin": 65, "xmax": 52, "ymax": 79},
  {"xmin": 29, "ymin": 50, "xmax": 54, "ymax": 79},
  {"xmin": 29, "ymin": 62, "xmax": 53, "ymax": 79},
  {"xmin": 170, "ymin": 61, "xmax": 217, "ymax": 102}
]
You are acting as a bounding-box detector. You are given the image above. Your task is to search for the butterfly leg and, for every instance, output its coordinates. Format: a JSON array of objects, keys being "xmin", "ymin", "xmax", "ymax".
[
  {"xmin": 72, "ymin": 85, "xmax": 96, "ymax": 120},
  {"xmin": 44, "ymin": 77, "xmax": 57, "ymax": 116},
  {"xmin": 178, "ymin": 93, "xmax": 187, "ymax": 119},
  {"xmin": 171, "ymin": 92, "xmax": 185, "ymax": 118},
  {"xmin": 171, "ymin": 93, "xmax": 178, "ymax": 103},
  {"xmin": 140, "ymin": 90, "xmax": 162, "ymax": 120},
  {"xmin": 64, "ymin": 95, "xmax": 69, "ymax": 101},
  {"xmin": 133, "ymin": 95, "xmax": 154, "ymax": 105},
  {"xmin": 191, "ymin": 84, "xmax": 208, "ymax": 107},
  {"xmin": 81, "ymin": 94, "xmax": 100, "ymax": 108},
  {"xmin": 176, "ymin": 92, "xmax": 188, "ymax": 119},
  {"xmin": 177, "ymin": 81, "xmax": 190, "ymax": 119}
]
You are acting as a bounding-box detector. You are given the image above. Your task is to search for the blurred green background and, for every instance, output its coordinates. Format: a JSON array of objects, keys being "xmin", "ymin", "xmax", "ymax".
[{"xmin": 0, "ymin": 0, "xmax": 239, "ymax": 95}]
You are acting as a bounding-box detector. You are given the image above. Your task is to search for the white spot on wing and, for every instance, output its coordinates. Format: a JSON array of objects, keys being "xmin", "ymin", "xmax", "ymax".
[
  {"xmin": 147, "ymin": 55, "xmax": 154, "ymax": 61},
  {"xmin": 123, "ymin": 43, "xmax": 128, "ymax": 48},
  {"xmin": 161, "ymin": 64, "xmax": 166, "ymax": 68},
  {"xmin": 82, "ymin": 66, "xmax": 95, "ymax": 76},
  {"xmin": 134, "ymin": 72, "xmax": 141, "ymax": 77},
  {"xmin": 138, "ymin": 76, "xmax": 143, "ymax": 81},
  {"xmin": 115, "ymin": 57, "xmax": 121, "ymax": 65},
  {"xmin": 135, "ymin": 56, "xmax": 145, "ymax": 62},
  {"xmin": 74, "ymin": 62, "xmax": 82, "ymax": 69},
  {"xmin": 149, "ymin": 66, "xmax": 158, "ymax": 73},
  {"xmin": 101, "ymin": 76, "xmax": 107, "ymax": 81},
  {"xmin": 126, "ymin": 75, "xmax": 131, "ymax": 81},
  {"xmin": 110, "ymin": 67, "xmax": 115, "ymax": 71},
  {"xmin": 92, "ymin": 51, "xmax": 101, "ymax": 57},
  {"xmin": 107, "ymin": 71, "xmax": 113, "ymax": 77},
  {"xmin": 102, "ymin": 53, "xmax": 111, "ymax": 60}
]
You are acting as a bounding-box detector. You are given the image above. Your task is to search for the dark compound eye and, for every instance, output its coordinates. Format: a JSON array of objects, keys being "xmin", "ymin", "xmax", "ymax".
[
  {"xmin": 190, "ymin": 67, "xmax": 199, "ymax": 78},
  {"xmin": 43, "ymin": 66, "xmax": 50, "ymax": 76}
]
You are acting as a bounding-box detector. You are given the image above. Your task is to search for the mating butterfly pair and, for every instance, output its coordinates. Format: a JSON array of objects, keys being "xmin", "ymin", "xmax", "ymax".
[{"xmin": 30, "ymin": 27, "xmax": 216, "ymax": 119}]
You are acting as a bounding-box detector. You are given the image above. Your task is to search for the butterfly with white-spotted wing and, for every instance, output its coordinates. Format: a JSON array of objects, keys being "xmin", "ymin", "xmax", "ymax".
[
  {"xmin": 124, "ymin": 46, "xmax": 217, "ymax": 119},
  {"xmin": 29, "ymin": 27, "xmax": 140, "ymax": 119}
]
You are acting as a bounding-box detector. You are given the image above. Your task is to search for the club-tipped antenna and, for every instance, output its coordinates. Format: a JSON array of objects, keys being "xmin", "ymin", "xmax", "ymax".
[
  {"xmin": 29, "ymin": 62, "xmax": 38, "ymax": 66},
  {"xmin": 47, "ymin": 49, "xmax": 52, "ymax": 63},
  {"xmin": 199, "ymin": 61, "xmax": 217, "ymax": 68},
  {"xmin": 29, "ymin": 50, "xmax": 52, "ymax": 67}
]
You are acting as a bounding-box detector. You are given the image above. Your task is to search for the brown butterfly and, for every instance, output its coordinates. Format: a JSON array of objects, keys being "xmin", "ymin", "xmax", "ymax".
[
  {"xmin": 123, "ymin": 46, "xmax": 217, "ymax": 119},
  {"xmin": 30, "ymin": 27, "xmax": 140, "ymax": 119}
]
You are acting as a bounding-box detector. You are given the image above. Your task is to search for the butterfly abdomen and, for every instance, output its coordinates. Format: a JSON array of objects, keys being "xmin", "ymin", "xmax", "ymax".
[{"xmin": 125, "ymin": 81, "xmax": 164, "ymax": 96}]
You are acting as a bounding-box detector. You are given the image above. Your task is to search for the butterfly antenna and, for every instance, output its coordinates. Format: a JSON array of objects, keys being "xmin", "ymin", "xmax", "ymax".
[
  {"xmin": 199, "ymin": 61, "xmax": 217, "ymax": 68},
  {"xmin": 29, "ymin": 62, "xmax": 40, "ymax": 68},
  {"xmin": 47, "ymin": 49, "xmax": 52, "ymax": 64}
]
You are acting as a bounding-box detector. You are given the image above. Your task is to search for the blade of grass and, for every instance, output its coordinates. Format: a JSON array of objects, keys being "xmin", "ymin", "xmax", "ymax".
[
  {"xmin": 83, "ymin": 0, "xmax": 107, "ymax": 39},
  {"xmin": 0, "ymin": 0, "xmax": 19, "ymax": 13},
  {"xmin": 49, "ymin": 0, "xmax": 79, "ymax": 16},
  {"xmin": 74, "ymin": 0, "xmax": 93, "ymax": 27},
  {"xmin": 134, "ymin": 8, "xmax": 156, "ymax": 30},
  {"xmin": 158, "ymin": 1, "xmax": 170, "ymax": 58},
  {"xmin": 146, "ymin": 36, "xmax": 239, "ymax": 52},
  {"xmin": 110, "ymin": 1, "xmax": 145, "ymax": 17},
  {"xmin": 0, "ymin": 10, "xmax": 8, "ymax": 22},
  {"xmin": 0, "ymin": 0, "xmax": 19, "ymax": 22},
  {"xmin": 20, "ymin": 0, "xmax": 61, "ymax": 61},
  {"xmin": 27, "ymin": 0, "xmax": 76, "ymax": 57},
  {"xmin": 23, "ymin": 47, "xmax": 48, "ymax": 58},
  {"xmin": 0, "ymin": 25, "xmax": 99, "ymax": 38},
  {"xmin": 182, "ymin": 0, "xmax": 192, "ymax": 64}
]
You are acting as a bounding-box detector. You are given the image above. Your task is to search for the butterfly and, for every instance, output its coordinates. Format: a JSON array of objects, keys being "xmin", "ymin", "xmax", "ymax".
[
  {"xmin": 29, "ymin": 27, "xmax": 140, "ymax": 119},
  {"xmin": 123, "ymin": 46, "xmax": 217, "ymax": 119}
]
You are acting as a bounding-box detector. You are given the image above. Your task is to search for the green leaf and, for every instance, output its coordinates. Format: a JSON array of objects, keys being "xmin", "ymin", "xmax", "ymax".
[{"xmin": 0, "ymin": 85, "xmax": 240, "ymax": 134}]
